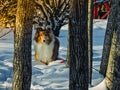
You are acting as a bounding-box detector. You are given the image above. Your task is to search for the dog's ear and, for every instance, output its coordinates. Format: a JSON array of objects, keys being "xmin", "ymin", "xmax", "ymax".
[
  {"xmin": 36, "ymin": 27, "xmax": 43, "ymax": 32},
  {"xmin": 45, "ymin": 26, "xmax": 52, "ymax": 33},
  {"xmin": 34, "ymin": 32, "xmax": 38, "ymax": 41},
  {"xmin": 34, "ymin": 27, "xmax": 42, "ymax": 41}
]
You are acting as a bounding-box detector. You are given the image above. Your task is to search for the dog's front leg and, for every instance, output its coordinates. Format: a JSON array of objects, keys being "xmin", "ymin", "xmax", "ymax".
[
  {"xmin": 40, "ymin": 60, "xmax": 49, "ymax": 65},
  {"xmin": 35, "ymin": 52, "xmax": 39, "ymax": 60}
]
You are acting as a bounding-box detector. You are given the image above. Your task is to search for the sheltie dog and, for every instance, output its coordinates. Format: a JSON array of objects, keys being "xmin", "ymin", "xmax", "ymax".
[{"xmin": 34, "ymin": 27, "xmax": 59, "ymax": 65}]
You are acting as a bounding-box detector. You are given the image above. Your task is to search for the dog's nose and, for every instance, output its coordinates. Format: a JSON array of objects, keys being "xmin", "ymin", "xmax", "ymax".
[{"xmin": 43, "ymin": 40, "xmax": 45, "ymax": 42}]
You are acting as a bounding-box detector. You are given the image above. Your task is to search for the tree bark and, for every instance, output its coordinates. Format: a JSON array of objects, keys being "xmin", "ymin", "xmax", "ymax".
[
  {"xmin": 105, "ymin": 30, "xmax": 117, "ymax": 90},
  {"xmin": 66, "ymin": 43, "xmax": 70, "ymax": 68},
  {"xmin": 69, "ymin": 0, "xmax": 88, "ymax": 90},
  {"xmin": 12, "ymin": 0, "xmax": 34, "ymax": 90},
  {"xmin": 105, "ymin": 1, "xmax": 120, "ymax": 89},
  {"xmin": 88, "ymin": 0, "xmax": 93, "ymax": 85},
  {"xmin": 100, "ymin": 1, "xmax": 117, "ymax": 76},
  {"xmin": 113, "ymin": 1, "xmax": 120, "ymax": 89}
]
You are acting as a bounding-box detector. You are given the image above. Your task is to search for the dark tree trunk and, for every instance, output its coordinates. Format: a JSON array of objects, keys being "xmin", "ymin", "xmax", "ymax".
[
  {"xmin": 113, "ymin": 1, "xmax": 120, "ymax": 89},
  {"xmin": 12, "ymin": 0, "xmax": 34, "ymax": 90},
  {"xmin": 88, "ymin": 0, "xmax": 93, "ymax": 85},
  {"xmin": 105, "ymin": 0, "xmax": 118, "ymax": 90},
  {"xmin": 53, "ymin": 25, "xmax": 61, "ymax": 37},
  {"xmin": 100, "ymin": 0, "xmax": 117, "ymax": 76},
  {"xmin": 69, "ymin": 0, "xmax": 88, "ymax": 90}
]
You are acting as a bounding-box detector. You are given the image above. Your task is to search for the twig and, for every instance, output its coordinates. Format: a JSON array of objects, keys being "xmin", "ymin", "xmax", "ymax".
[{"xmin": 0, "ymin": 29, "xmax": 12, "ymax": 38}]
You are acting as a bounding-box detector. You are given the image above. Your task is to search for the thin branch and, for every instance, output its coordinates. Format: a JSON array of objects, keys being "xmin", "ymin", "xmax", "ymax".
[
  {"xmin": 0, "ymin": 29, "xmax": 12, "ymax": 38},
  {"xmin": 58, "ymin": 0, "xmax": 70, "ymax": 17},
  {"xmin": 43, "ymin": 0, "xmax": 53, "ymax": 14},
  {"xmin": 34, "ymin": 0, "xmax": 48, "ymax": 20},
  {"xmin": 58, "ymin": 0, "xmax": 66, "ymax": 11},
  {"xmin": 57, "ymin": 0, "xmax": 61, "ymax": 8}
]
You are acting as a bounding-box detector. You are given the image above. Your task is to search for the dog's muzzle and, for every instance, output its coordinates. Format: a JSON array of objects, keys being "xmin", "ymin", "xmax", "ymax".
[{"xmin": 43, "ymin": 39, "xmax": 46, "ymax": 42}]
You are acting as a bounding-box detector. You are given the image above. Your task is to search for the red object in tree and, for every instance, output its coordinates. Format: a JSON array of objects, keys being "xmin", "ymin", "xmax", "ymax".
[
  {"xmin": 93, "ymin": 0, "xmax": 110, "ymax": 19},
  {"xmin": 101, "ymin": 2, "xmax": 110, "ymax": 19},
  {"xmin": 94, "ymin": 2, "xmax": 101, "ymax": 19}
]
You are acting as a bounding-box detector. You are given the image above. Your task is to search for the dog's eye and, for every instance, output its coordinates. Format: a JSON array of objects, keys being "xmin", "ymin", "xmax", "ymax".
[
  {"xmin": 45, "ymin": 33, "xmax": 48, "ymax": 36},
  {"xmin": 46, "ymin": 30, "xmax": 50, "ymax": 33}
]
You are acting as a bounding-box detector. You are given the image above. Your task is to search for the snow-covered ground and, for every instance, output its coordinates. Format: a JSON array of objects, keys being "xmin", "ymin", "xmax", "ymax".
[{"xmin": 0, "ymin": 19, "xmax": 107, "ymax": 90}]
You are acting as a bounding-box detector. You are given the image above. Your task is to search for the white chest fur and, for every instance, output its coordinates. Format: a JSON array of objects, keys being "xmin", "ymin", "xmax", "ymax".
[{"xmin": 34, "ymin": 39, "xmax": 55, "ymax": 63}]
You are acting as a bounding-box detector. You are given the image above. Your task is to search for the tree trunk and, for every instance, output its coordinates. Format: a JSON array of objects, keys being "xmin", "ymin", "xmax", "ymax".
[
  {"xmin": 69, "ymin": 0, "xmax": 88, "ymax": 90},
  {"xmin": 12, "ymin": 0, "xmax": 34, "ymax": 90},
  {"xmin": 101, "ymin": 1, "xmax": 118, "ymax": 89},
  {"xmin": 113, "ymin": 1, "xmax": 120, "ymax": 89},
  {"xmin": 53, "ymin": 25, "xmax": 61, "ymax": 37},
  {"xmin": 105, "ymin": 30, "xmax": 116, "ymax": 90},
  {"xmin": 100, "ymin": 1, "xmax": 117, "ymax": 76},
  {"xmin": 113, "ymin": 33, "xmax": 120, "ymax": 89},
  {"xmin": 88, "ymin": 0, "xmax": 93, "ymax": 85},
  {"xmin": 66, "ymin": 43, "xmax": 70, "ymax": 68}
]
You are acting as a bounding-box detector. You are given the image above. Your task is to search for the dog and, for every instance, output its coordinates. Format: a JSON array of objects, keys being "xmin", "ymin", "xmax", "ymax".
[{"xmin": 34, "ymin": 26, "xmax": 59, "ymax": 65}]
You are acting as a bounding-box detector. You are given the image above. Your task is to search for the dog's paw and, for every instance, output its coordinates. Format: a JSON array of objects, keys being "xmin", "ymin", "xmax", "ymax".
[{"xmin": 48, "ymin": 60, "xmax": 64, "ymax": 66}]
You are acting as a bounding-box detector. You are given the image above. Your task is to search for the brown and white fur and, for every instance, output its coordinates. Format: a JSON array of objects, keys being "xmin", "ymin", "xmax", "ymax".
[{"xmin": 34, "ymin": 27, "xmax": 59, "ymax": 65}]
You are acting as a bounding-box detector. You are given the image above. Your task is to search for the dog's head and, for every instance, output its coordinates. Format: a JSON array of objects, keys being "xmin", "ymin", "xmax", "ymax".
[{"xmin": 34, "ymin": 26, "xmax": 54, "ymax": 45}]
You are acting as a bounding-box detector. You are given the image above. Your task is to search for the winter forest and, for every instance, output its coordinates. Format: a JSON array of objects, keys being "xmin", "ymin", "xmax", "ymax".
[{"xmin": 0, "ymin": 0, "xmax": 120, "ymax": 90}]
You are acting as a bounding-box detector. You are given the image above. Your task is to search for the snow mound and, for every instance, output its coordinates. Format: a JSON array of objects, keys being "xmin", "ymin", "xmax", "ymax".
[{"xmin": 89, "ymin": 79, "xmax": 108, "ymax": 90}]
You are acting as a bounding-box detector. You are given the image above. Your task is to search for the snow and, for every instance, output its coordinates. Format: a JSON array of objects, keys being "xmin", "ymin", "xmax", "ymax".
[
  {"xmin": 89, "ymin": 79, "xmax": 108, "ymax": 90},
  {"xmin": 0, "ymin": 19, "xmax": 108, "ymax": 90}
]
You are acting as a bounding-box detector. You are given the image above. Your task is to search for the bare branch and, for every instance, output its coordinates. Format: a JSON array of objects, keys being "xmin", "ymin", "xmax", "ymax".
[
  {"xmin": 34, "ymin": 0, "xmax": 48, "ymax": 21},
  {"xmin": 0, "ymin": 29, "xmax": 13, "ymax": 38},
  {"xmin": 43, "ymin": 0, "xmax": 53, "ymax": 14}
]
